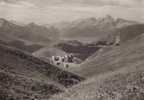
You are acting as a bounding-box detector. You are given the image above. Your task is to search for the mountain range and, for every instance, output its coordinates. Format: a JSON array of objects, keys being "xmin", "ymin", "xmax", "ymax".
[
  {"xmin": 54, "ymin": 15, "xmax": 138, "ymax": 42},
  {"xmin": 0, "ymin": 18, "xmax": 59, "ymax": 45}
]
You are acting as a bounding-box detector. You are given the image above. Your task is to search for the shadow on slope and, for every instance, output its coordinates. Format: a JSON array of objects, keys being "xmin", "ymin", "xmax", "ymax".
[
  {"xmin": 8, "ymin": 40, "xmax": 43, "ymax": 53},
  {"xmin": 0, "ymin": 34, "xmax": 43, "ymax": 53},
  {"xmin": 55, "ymin": 40, "xmax": 100, "ymax": 61},
  {"xmin": 119, "ymin": 24, "xmax": 144, "ymax": 43},
  {"xmin": 0, "ymin": 44, "xmax": 84, "ymax": 87},
  {"xmin": 0, "ymin": 43, "xmax": 84, "ymax": 99}
]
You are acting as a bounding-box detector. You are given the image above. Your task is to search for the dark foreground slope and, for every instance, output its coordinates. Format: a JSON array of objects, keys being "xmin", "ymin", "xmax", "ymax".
[
  {"xmin": 0, "ymin": 44, "xmax": 84, "ymax": 100},
  {"xmin": 0, "ymin": 70, "xmax": 62, "ymax": 100},
  {"xmin": 50, "ymin": 32, "xmax": 144, "ymax": 100}
]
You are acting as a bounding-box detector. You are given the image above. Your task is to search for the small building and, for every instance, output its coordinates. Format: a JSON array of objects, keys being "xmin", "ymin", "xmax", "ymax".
[{"xmin": 50, "ymin": 54, "xmax": 75, "ymax": 68}]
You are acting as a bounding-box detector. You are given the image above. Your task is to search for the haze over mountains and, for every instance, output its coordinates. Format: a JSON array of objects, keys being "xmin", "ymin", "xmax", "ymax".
[
  {"xmin": 54, "ymin": 15, "xmax": 138, "ymax": 41},
  {"xmin": 0, "ymin": 15, "xmax": 139, "ymax": 44}
]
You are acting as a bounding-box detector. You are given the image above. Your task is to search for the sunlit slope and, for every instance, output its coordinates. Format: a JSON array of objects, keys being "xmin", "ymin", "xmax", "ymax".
[
  {"xmin": 72, "ymin": 24, "xmax": 144, "ymax": 77},
  {"xmin": 50, "ymin": 31, "xmax": 144, "ymax": 100}
]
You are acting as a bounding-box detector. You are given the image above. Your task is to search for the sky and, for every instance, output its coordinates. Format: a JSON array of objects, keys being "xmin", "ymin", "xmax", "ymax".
[{"xmin": 0, "ymin": 0, "xmax": 144, "ymax": 24}]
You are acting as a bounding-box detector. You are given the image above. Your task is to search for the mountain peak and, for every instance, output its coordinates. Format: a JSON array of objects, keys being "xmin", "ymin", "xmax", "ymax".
[
  {"xmin": 105, "ymin": 15, "xmax": 113, "ymax": 18},
  {"xmin": 102, "ymin": 15, "xmax": 115, "ymax": 22},
  {"xmin": 28, "ymin": 22, "xmax": 38, "ymax": 27},
  {"xmin": 86, "ymin": 17, "xmax": 97, "ymax": 21}
]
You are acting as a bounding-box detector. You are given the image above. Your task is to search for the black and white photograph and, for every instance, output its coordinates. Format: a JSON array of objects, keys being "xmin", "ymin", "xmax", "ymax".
[{"xmin": 0, "ymin": 0, "xmax": 144, "ymax": 100}]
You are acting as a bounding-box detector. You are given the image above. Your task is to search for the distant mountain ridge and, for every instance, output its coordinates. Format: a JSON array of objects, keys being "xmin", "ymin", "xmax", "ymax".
[
  {"xmin": 54, "ymin": 15, "xmax": 138, "ymax": 40},
  {"xmin": 0, "ymin": 18, "xmax": 60, "ymax": 45},
  {"xmin": 0, "ymin": 16, "xmax": 139, "ymax": 45}
]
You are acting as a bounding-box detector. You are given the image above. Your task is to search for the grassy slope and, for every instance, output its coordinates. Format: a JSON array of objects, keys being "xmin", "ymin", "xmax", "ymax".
[
  {"xmin": 0, "ymin": 70, "xmax": 62, "ymax": 100},
  {"xmin": 71, "ymin": 24, "xmax": 144, "ymax": 77},
  {"xmin": 33, "ymin": 47, "xmax": 66, "ymax": 58},
  {"xmin": 0, "ymin": 44, "xmax": 84, "ymax": 99},
  {"xmin": 50, "ymin": 33, "xmax": 144, "ymax": 100},
  {"xmin": 0, "ymin": 34, "xmax": 43, "ymax": 53}
]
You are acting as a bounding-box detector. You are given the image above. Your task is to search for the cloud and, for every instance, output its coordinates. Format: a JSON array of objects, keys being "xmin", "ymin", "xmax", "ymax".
[
  {"xmin": 0, "ymin": 0, "xmax": 143, "ymax": 24},
  {"xmin": 99, "ymin": 0, "xmax": 143, "ymax": 6},
  {"xmin": 0, "ymin": 0, "xmax": 18, "ymax": 3},
  {"xmin": 0, "ymin": 0, "xmax": 36, "ymax": 8},
  {"xmin": 28, "ymin": 0, "xmax": 144, "ymax": 7},
  {"xmin": 18, "ymin": 1, "xmax": 36, "ymax": 8},
  {"xmin": 60, "ymin": 0, "xmax": 144, "ymax": 7},
  {"xmin": 0, "ymin": 0, "xmax": 37, "ymax": 24}
]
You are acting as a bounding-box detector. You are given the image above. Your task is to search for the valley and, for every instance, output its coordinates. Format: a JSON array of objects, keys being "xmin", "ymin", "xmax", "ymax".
[{"xmin": 0, "ymin": 15, "xmax": 144, "ymax": 100}]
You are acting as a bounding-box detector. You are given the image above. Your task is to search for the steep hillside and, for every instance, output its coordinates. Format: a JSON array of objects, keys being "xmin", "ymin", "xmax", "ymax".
[
  {"xmin": 0, "ymin": 43, "xmax": 84, "ymax": 87},
  {"xmin": 71, "ymin": 24, "xmax": 144, "ymax": 77},
  {"xmin": 50, "ymin": 28, "xmax": 144, "ymax": 100},
  {"xmin": 51, "ymin": 65, "xmax": 144, "ymax": 100},
  {"xmin": 0, "ymin": 38, "xmax": 43, "ymax": 53},
  {"xmin": 0, "ymin": 44, "xmax": 84, "ymax": 99},
  {"xmin": 8, "ymin": 40, "xmax": 43, "ymax": 53},
  {"xmin": 119, "ymin": 24, "xmax": 144, "ymax": 42},
  {"xmin": 69, "ymin": 23, "xmax": 144, "ymax": 69}
]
